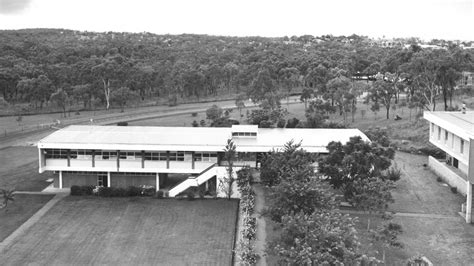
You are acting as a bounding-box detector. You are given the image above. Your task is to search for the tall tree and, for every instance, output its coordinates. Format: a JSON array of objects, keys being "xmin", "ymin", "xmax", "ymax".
[
  {"xmin": 50, "ymin": 88, "xmax": 69, "ymax": 117},
  {"xmin": 370, "ymin": 79, "xmax": 397, "ymax": 119}
]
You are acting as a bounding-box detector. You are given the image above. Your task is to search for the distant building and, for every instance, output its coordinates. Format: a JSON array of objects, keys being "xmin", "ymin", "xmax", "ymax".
[
  {"xmin": 459, "ymin": 71, "xmax": 474, "ymax": 87},
  {"xmin": 424, "ymin": 111, "xmax": 474, "ymax": 223},
  {"xmin": 38, "ymin": 125, "xmax": 369, "ymax": 198}
]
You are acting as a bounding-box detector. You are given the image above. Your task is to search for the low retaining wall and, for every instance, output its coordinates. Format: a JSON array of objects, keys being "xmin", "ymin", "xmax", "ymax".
[{"xmin": 428, "ymin": 156, "xmax": 467, "ymax": 195}]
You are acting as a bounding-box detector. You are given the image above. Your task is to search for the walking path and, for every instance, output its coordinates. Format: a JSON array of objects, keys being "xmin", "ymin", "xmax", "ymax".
[
  {"xmin": 253, "ymin": 184, "xmax": 267, "ymax": 266},
  {"xmin": 0, "ymin": 192, "xmax": 68, "ymax": 254}
]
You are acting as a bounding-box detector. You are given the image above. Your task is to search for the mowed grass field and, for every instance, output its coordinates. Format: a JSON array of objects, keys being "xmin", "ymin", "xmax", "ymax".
[
  {"xmin": 0, "ymin": 194, "xmax": 55, "ymax": 242},
  {"xmin": 0, "ymin": 146, "xmax": 52, "ymax": 191},
  {"xmin": 1, "ymin": 197, "xmax": 239, "ymax": 265}
]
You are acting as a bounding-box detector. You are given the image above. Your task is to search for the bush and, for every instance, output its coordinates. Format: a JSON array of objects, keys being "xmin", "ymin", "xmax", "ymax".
[
  {"xmin": 191, "ymin": 112, "xmax": 198, "ymax": 117},
  {"xmin": 436, "ymin": 176, "xmax": 442, "ymax": 182},
  {"xmin": 451, "ymin": 187, "xmax": 457, "ymax": 193},
  {"xmin": 192, "ymin": 120, "xmax": 199, "ymax": 127},
  {"xmin": 385, "ymin": 165, "xmax": 402, "ymax": 182},
  {"xmin": 117, "ymin": 121, "xmax": 128, "ymax": 126},
  {"xmin": 277, "ymin": 119, "xmax": 286, "ymax": 128},
  {"xmin": 285, "ymin": 117, "xmax": 299, "ymax": 128},
  {"xmin": 186, "ymin": 189, "xmax": 195, "ymax": 200},
  {"xmin": 70, "ymin": 185, "xmax": 94, "ymax": 196},
  {"xmin": 155, "ymin": 190, "xmax": 165, "ymax": 198},
  {"xmin": 128, "ymin": 186, "xmax": 142, "ymax": 196}
]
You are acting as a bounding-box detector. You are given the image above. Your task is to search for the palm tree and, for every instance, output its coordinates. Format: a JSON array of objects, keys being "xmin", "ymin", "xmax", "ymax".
[{"xmin": 0, "ymin": 189, "xmax": 15, "ymax": 210}]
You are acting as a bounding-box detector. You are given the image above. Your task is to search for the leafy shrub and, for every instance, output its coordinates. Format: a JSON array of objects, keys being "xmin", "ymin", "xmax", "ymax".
[
  {"xmin": 186, "ymin": 189, "xmax": 195, "ymax": 200},
  {"xmin": 285, "ymin": 117, "xmax": 299, "ymax": 128},
  {"xmin": 419, "ymin": 147, "xmax": 444, "ymax": 159},
  {"xmin": 191, "ymin": 112, "xmax": 198, "ymax": 117},
  {"xmin": 277, "ymin": 119, "xmax": 286, "ymax": 128},
  {"xmin": 384, "ymin": 165, "xmax": 402, "ymax": 182},
  {"xmin": 436, "ymin": 176, "xmax": 442, "ymax": 182},
  {"xmin": 192, "ymin": 120, "xmax": 199, "ymax": 127},
  {"xmin": 117, "ymin": 121, "xmax": 128, "ymax": 126},
  {"xmin": 451, "ymin": 187, "xmax": 457, "ymax": 193},
  {"xmin": 128, "ymin": 186, "xmax": 142, "ymax": 196},
  {"xmin": 141, "ymin": 186, "xmax": 156, "ymax": 196},
  {"xmin": 155, "ymin": 190, "xmax": 164, "ymax": 198},
  {"xmin": 70, "ymin": 185, "xmax": 94, "ymax": 196}
]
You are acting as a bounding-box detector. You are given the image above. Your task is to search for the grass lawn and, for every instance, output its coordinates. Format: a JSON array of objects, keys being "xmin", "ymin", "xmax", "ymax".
[
  {"xmin": 0, "ymin": 146, "xmax": 52, "ymax": 191},
  {"xmin": 1, "ymin": 197, "xmax": 239, "ymax": 265},
  {"xmin": 0, "ymin": 194, "xmax": 55, "ymax": 242}
]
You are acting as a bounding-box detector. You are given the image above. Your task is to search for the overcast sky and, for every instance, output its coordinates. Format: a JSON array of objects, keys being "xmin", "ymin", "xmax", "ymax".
[{"xmin": 0, "ymin": 0, "xmax": 473, "ymax": 41}]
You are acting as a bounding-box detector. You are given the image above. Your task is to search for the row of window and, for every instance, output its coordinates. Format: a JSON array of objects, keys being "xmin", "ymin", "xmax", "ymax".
[
  {"xmin": 432, "ymin": 124, "xmax": 465, "ymax": 154},
  {"xmin": 45, "ymin": 149, "xmax": 219, "ymax": 161},
  {"xmin": 232, "ymin": 132, "xmax": 257, "ymax": 137}
]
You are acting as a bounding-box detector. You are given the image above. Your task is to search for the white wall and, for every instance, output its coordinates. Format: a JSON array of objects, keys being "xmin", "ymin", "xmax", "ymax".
[
  {"xmin": 429, "ymin": 156, "xmax": 467, "ymax": 195},
  {"xmin": 429, "ymin": 122, "xmax": 470, "ymax": 175}
]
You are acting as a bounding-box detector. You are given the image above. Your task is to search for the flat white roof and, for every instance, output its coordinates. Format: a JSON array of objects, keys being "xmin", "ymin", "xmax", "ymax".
[
  {"xmin": 424, "ymin": 111, "xmax": 474, "ymax": 140},
  {"xmin": 38, "ymin": 125, "xmax": 369, "ymax": 153}
]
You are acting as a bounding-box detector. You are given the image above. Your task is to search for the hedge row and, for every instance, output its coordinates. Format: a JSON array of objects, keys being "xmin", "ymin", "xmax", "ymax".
[
  {"xmin": 236, "ymin": 184, "xmax": 258, "ymax": 265},
  {"xmin": 70, "ymin": 185, "xmax": 155, "ymax": 197}
]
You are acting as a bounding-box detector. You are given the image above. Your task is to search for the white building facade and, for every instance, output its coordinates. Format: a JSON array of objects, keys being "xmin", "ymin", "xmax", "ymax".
[
  {"xmin": 38, "ymin": 125, "xmax": 369, "ymax": 198},
  {"xmin": 424, "ymin": 111, "xmax": 474, "ymax": 223}
]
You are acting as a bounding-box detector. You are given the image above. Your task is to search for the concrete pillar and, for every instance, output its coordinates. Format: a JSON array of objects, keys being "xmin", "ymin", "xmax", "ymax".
[
  {"xmin": 92, "ymin": 150, "xmax": 95, "ymax": 168},
  {"xmin": 192, "ymin": 151, "xmax": 195, "ymax": 169},
  {"xmin": 67, "ymin": 149, "xmax": 71, "ymax": 167},
  {"xmin": 466, "ymin": 181, "xmax": 472, "ymax": 223},
  {"xmin": 166, "ymin": 151, "xmax": 170, "ymax": 169},
  {"xmin": 107, "ymin": 172, "xmax": 111, "ymax": 188},
  {"xmin": 141, "ymin": 150, "xmax": 145, "ymax": 168},
  {"xmin": 116, "ymin": 150, "xmax": 120, "ymax": 171},
  {"xmin": 59, "ymin": 171, "xmax": 63, "ymax": 189},
  {"xmin": 156, "ymin": 173, "xmax": 160, "ymax": 191}
]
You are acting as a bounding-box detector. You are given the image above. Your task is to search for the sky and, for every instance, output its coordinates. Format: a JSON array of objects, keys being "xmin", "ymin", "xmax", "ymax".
[{"xmin": 0, "ymin": 0, "xmax": 473, "ymax": 41}]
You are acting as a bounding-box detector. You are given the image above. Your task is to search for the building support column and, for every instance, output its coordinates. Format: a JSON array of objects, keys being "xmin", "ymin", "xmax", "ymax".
[
  {"xmin": 156, "ymin": 173, "xmax": 160, "ymax": 191},
  {"xmin": 192, "ymin": 151, "xmax": 195, "ymax": 169},
  {"xmin": 466, "ymin": 182, "xmax": 473, "ymax": 223},
  {"xmin": 166, "ymin": 151, "xmax": 170, "ymax": 169},
  {"xmin": 59, "ymin": 171, "xmax": 63, "ymax": 189},
  {"xmin": 92, "ymin": 150, "xmax": 95, "ymax": 168},
  {"xmin": 141, "ymin": 150, "xmax": 145, "ymax": 168},
  {"xmin": 116, "ymin": 150, "xmax": 120, "ymax": 171},
  {"xmin": 107, "ymin": 172, "xmax": 111, "ymax": 188},
  {"xmin": 67, "ymin": 149, "xmax": 71, "ymax": 167}
]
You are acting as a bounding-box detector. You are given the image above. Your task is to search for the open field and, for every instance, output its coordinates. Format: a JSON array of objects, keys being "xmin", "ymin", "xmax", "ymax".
[
  {"xmin": 0, "ymin": 194, "xmax": 55, "ymax": 242},
  {"xmin": 264, "ymin": 152, "xmax": 474, "ymax": 265},
  {"xmin": 0, "ymin": 146, "xmax": 52, "ymax": 191},
  {"xmin": 1, "ymin": 197, "xmax": 239, "ymax": 265}
]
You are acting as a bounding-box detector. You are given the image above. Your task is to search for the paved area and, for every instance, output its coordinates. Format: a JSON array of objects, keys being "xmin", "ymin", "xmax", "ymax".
[{"xmin": 253, "ymin": 184, "xmax": 267, "ymax": 266}]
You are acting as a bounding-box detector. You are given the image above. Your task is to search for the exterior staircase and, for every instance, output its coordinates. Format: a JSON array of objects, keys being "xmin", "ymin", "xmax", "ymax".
[{"xmin": 168, "ymin": 163, "xmax": 217, "ymax": 197}]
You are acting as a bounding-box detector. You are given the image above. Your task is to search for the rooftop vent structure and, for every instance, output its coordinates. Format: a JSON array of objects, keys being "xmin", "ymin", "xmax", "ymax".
[{"xmin": 231, "ymin": 125, "xmax": 258, "ymax": 138}]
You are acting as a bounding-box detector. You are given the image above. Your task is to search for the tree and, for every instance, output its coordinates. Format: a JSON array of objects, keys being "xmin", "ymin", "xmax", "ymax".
[
  {"xmin": 219, "ymin": 139, "xmax": 237, "ymax": 199},
  {"xmin": 91, "ymin": 55, "xmax": 132, "ymax": 110},
  {"xmin": 50, "ymin": 88, "xmax": 69, "ymax": 117},
  {"xmin": 260, "ymin": 141, "xmax": 314, "ymax": 187},
  {"xmin": 0, "ymin": 189, "xmax": 15, "ymax": 211},
  {"xmin": 270, "ymin": 210, "xmax": 360, "ymax": 265},
  {"xmin": 305, "ymin": 99, "xmax": 336, "ymax": 128},
  {"xmin": 206, "ymin": 104, "xmax": 223, "ymax": 123},
  {"xmin": 248, "ymin": 68, "xmax": 279, "ymax": 108},
  {"xmin": 300, "ymin": 88, "xmax": 313, "ymax": 109},
  {"xmin": 371, "ymin": 222, "xmax": 404, "ymax": 263},
  {"xmin": 370, "ymin": 80, "xmax": 397, "ymax": 119},
  {"xmin": 110, "ymin": 86, "xmax": 140, "ymax": 112},
  {"xmin": 344, "ymin": 176, "xmax": 395, "ymax": 229},
  {"xmin": 318, "ymin": 136, "xmax": 395, "ymax": 189},
  {"xmin": 267, "ymin": 178, "xmax": 338, "ymax": 222},
  {"xmin": 235, "ymin": 93, "xmax": 246, "ymax": 122},
  {"xmin": 278, "ymin": 67, "xmax": 300, "ymax": 108}
]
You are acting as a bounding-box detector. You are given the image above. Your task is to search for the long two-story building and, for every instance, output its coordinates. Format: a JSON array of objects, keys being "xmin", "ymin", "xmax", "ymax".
[
  {"xmin": 424, "ymin": 111, "xmax": 474, "ymax": 223},
  {"xmin": 38, "ymin": 125, "xmax": 369, "ymax": 197}
]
